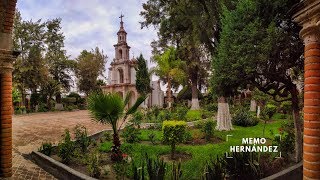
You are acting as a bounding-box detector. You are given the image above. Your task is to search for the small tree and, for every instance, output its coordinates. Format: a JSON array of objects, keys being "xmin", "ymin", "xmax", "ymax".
[
  {"xmin": 153, "ymin": 47, "xmax": 186, "ymax": 108},
  {"xmin": 162, "ymin": 121, "xmax": 187, "ymax": 159}
]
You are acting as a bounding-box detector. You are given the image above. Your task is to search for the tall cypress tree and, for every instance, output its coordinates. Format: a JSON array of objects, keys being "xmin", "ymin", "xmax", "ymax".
[{"xmin": 135, "ymin": 54, "xmax": 151, "ymax": 96}]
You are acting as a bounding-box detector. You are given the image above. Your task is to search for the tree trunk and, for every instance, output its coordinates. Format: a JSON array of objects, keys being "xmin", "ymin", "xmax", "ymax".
[
  {"xmin": 171, "ymin": 143, "xmax": 176, "ymax": 160},
  {"xmin": 56, "ymin": 93, "xmax": 61, "ymax": 103},
  {"xmin": 190, "ymin": 79, "xmax": 200, "ymax": 110},
  {"xmin": 250, "ymin": 99, "xmax": 257, "ymax": 112},
  {"xmin": 290, "ymin": 87, "xmax": 302, "ymax": 162},
  {"xmin": 167, "ymin": 78, "xmax": 172, "ymax": 108},
  {"xmin": 216, "ymin": 96, "xmax": 233, "ymax": 131},
  {"xmin": 111, "ymin": 132, "xmax": 123, "ymax": 162},
  {"xmin": 47, "ymin": 94, "xmax": 52, "ymax": 110}
]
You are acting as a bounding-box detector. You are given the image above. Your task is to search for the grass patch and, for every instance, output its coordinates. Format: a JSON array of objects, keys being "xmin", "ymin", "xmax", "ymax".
[{"xmin": 186, "ymin": 110, "xmax": 202, "ymax": 121}]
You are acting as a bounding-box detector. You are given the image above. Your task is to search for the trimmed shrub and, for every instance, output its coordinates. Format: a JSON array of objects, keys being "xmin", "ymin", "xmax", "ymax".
[
  {"xmin": 162, "ymin": 121, "xmax": 187, "ymax": 159},
  {"xmin": 232, "ymin": 108, "xmax": 259, "ymax": 127}
]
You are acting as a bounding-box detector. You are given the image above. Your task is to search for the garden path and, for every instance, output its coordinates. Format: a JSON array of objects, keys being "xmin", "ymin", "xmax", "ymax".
[{"xmin": 1, "ymin": 110, "xmax": 112, "ymax": 180}]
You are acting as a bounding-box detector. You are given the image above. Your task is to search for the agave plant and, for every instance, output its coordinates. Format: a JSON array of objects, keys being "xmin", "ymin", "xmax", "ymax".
[{"xmin": 87, "ymin": 92, "xmax": 146, "ymax": 161}]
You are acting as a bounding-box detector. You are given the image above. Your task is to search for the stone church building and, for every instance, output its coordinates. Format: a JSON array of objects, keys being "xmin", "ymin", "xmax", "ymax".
[{"xmin": 102, "ymin": 15, "xmax": 164, "ymax": 108}]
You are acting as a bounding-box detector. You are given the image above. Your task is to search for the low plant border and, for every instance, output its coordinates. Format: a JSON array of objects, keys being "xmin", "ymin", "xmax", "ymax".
[{"xmin": 31, "ymin": 128, "xmax": 113, "ymax": 179}]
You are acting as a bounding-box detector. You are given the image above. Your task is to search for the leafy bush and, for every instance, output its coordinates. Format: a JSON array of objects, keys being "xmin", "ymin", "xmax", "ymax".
[
  {"xmin": 232, "ymin": 108, "xmax": 259, "ymax": 127},
  {"xmin": 271, "ymin": 121, "xmax": 295, "ymax": 159},
  {"xmin": 280, "ymin": 101, "xmax": 291, "ymax": 114},
  {"xmin": 162, "ymin": 121, "xmax": 187, "ymax": 159},
  {"xmin": 38, "ymin": 103, "xmax": 48, "ymax": 112},
  {"xmin": 157, "ymin": 111, "xmax": 166, "ymax": 122},
  {"xmin": 175, "ymin": 105, "xmax": 189, "ymax": 120},
  {"xmin": 74, "ymin": 125, "xmax": 90, "ymax": 153},
  {"xmin": 67, "ymin": 92, "xmax": 81, "ymax": 101},
  {"xmin": 201, "ymin": 109, "xmax": 214, "ymax": 119},
  {"xmin": 87, "ymin": 153, "xmax": 100, "ymax": 178},
  {"xmin": 163, "ymin": 109, "xmax": 173, "ymax": 121},
  {"xmin": 263, "ymin": 104, "xmax": 277, "ymax": 119},
  {"xmin": 121, "ymin": 125, "xmax": 141, "ymax": 143},
  {"xmin": 113, "ymin": 161, "xmax": 130, "ymax": 179},
  {"xmin": 205, "ymin": 103, "xmax": 218, "ymax": 112},
  {"xmin": 38, "ymin": 142, "xmax": 53, "ymax": 156},
  {"xmin": 65, "ymin": 104, "xmax": 78, "ymax": 111},
  {"xmin": 202, "ymin": 121, "xmax": 215, "ymax": 141},
  {"xmin": 186, "ymin": 110, "xmax": 202, "ymax": 121},
  {"xmin": 194, "ymin": 120, "xmax": 205, "ymax": 129},
  {"xmin": 131, "ymin": 110, "xmax": 143, "ymax": 128},
  {"xmin": 103, "ymin": 131, "xmax": 112, "ymax": 141},
  {"xmin": 62, "ymin": 97, "xmax": 77, "ymax": 104},
  {"xmin": 58, "ymin": 129, "xmax": 75, "ymax": 164},
  {"xmin": 183, "ymin": 130, "xmax": 193, "ymax": 143}
]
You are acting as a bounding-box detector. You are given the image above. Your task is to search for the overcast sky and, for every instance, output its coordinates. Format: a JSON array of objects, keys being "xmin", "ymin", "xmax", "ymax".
[{"xmin": 17, "ymin": 0, "xmax": 158, "ymax": 83}]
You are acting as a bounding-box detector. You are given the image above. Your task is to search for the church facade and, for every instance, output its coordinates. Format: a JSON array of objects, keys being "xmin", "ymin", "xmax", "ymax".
[{"xmin": 102, "ymin": 15, "xmax": 164, "ymax": 108}]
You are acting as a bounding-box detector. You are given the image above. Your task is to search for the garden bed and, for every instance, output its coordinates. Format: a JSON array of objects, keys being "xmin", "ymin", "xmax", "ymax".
[{"xmin": 32, "ymin": 118, "xmax": 299, "ymax": 179}]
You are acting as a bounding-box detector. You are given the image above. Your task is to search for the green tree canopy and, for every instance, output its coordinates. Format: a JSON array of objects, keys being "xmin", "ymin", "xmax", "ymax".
[
  {"xmin": 75, "ymin": 48, "xmax": 107, "ymax": 95},
  {"xmin": 135, "ymin": 54, "xmax": 151, "ymax": 96}
]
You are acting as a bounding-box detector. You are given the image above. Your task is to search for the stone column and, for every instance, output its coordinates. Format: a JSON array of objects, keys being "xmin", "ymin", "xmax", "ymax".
[
  {"xmin": 0, "ymin": 0, "xmax": 18, "ymax": 177},
  {"xmin": 293, "ymin": 0, "xmax": 320, "ymax": 179}
]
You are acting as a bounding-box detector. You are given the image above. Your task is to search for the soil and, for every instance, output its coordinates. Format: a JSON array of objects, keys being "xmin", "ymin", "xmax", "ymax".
[
  {"xmin": 51, "ymin": 151, "xmax": 117, "ymax": 179},
  {"xmin": 186, "ymin": 136, "xmax": 224, "ymax": 145},
  {"xmin": 160, "ymin": 152, "xmax": 192, "ymax": 163}
]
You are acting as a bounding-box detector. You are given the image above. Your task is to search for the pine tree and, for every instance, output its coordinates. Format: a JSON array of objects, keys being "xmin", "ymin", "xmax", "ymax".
[{"xmin": 135, "ymin": 54, "xmax": 151, "ymax": 96}]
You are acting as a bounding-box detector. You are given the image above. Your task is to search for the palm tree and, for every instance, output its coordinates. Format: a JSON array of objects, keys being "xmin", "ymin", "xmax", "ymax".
[
  {"xmin": 87, "ymin": 92, "xmax": 146, "ymax": 161},
  {"xmin": 153, "ymin": 47, "xmax": 185, "ymax": 108}
]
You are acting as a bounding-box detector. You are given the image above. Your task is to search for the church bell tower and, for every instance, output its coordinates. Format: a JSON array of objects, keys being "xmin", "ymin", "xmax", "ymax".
[{"xmin": 114, "ymin": 14, "xmax": 130, "ymax": 62}]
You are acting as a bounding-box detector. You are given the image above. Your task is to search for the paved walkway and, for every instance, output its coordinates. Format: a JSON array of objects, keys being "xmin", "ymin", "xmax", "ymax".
[{"xmin": 1, "ymin": 110, "xmax": 112, "ymax": 180}]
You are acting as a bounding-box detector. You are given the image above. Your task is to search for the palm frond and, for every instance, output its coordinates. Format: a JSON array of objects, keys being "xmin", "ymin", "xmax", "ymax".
[
  {"xmin": 124, "ymin": 91, "xmax": 132, "ymax": 106},
  {"xmin": 126, "ymin": 95, "xmax": 148, "ymax": 115},
  {"xmin": 87, "ymin": 92, "xmax": 124, "ymax": 126}
]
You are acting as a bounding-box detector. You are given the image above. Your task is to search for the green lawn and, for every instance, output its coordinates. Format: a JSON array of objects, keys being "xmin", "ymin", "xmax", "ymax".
[
  {"xmin": 186, "ymin": 110, "xmax": 202, "ymax": 121},
  {"xmin": 100, "ymin": 119, "xmax": 285, "ymax": 179}
]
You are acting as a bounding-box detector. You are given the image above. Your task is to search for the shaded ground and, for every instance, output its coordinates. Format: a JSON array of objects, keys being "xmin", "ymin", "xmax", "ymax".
[{"xmin": 1, "ymin": 110, "xmax": 112, "ymax": 180}]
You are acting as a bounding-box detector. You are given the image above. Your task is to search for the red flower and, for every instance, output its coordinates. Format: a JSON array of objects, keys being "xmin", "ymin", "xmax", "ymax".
[{"xmin": 122, "ymin": 153, "xmax": 128, "ymax": 158}]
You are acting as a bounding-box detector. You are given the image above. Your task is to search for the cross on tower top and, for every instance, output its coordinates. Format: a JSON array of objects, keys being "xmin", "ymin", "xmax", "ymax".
[{"xmin": 119, "ymin": 14, "xmax": 124, "ymax": 22}]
